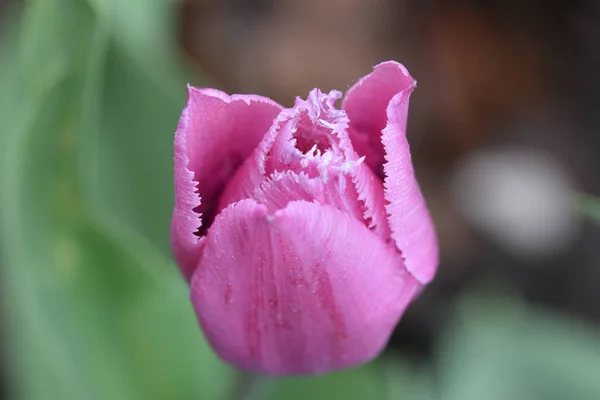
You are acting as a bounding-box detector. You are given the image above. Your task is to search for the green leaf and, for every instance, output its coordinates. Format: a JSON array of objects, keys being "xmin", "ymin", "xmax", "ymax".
[
  {"xmin": 86, "ymin": 0, "xmax": 189, "ymax": 93},
  {"xmin": 19, "ymin": 0, "xmax": 96, "ymax": 100},
  {"xmin": 262, "ymin": 359, "xmax": 427, "ymax": 400},
  {"xmin": 438, "ymin": 292, "xmax": 600, "ymax": 400},
  {"xmin": 2, "ymin": 70, "xmax": 134, "ymax": 399},
  {"xmin": 85, "ymin": 213, "xmax": 236, "ymax": 400},
  {"xmin": 576, "ymin": 193, "xmax": 600, "ymax": 225},
  {"xmin": 75, "ymin": 0, "xmax": 190, "ymax": 256},
  {"xmin": 1, "ymin": 0, "xmax": 233, "ymax": 399},
  {"xmin": 80, "ymin": 43, "xmax": 185, "ymax": 254}
]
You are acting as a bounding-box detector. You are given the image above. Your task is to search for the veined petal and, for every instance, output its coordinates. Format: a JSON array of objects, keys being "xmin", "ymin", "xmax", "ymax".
[
  {"xmin": 191, "ymin": 199, "xmax": 419, "ymax": 375},
  {"xmin": 342, "ymin": 61, "xmax": 415, "ymax": 176},
  {"xmin": 253, "ymin": 171, "xmax": 330, "ymax": 213},
  {"xmin": 171, "ymin": 86, "xmax": 283, "ymax": 280},
  {"xmin": 252, "ymin": 171, "xmax": 367, "ymax": 230}
]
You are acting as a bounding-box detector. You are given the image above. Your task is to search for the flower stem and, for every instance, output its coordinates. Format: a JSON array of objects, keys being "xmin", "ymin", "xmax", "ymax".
[{"xmin": 230, "ymin": 373, "xmax": 274, "ymax": 400}]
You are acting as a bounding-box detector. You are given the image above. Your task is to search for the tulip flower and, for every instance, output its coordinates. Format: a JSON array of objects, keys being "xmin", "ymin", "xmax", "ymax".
[{"xmin": 171, "ymin": 61, "xmax": 438, "ymax": 375}]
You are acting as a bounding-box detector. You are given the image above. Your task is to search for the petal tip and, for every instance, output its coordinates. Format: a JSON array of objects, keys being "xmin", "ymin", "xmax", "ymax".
[
  {"xmin": 342, "ymin": 60, "xmax": 416, "ymax": 112},
  {"xmin": 372, "ymin": 60, "xmax": 415, "ymax": 81},
  {"xmin": 187, "ymin": 86, "xmax": 232, "ymax": 102},
  {"xmin": 187, "ymin": 85, "xmax": 284, "ymax": 109}
]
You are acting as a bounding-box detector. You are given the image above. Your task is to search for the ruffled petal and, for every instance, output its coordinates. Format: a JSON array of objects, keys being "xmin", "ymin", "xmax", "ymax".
[
  {"xmin": 171, "ymin": 86, "xmax": 283, "ymax": 280},
  {"xmin": 342, "ymin": 61, "xmax": 438, "ymax": 284},
  {"xmin": 217, "ymin": 89, "xmax": 391, "ymax": 239},
  {"xmin": 254, "ymin": 170, "xmax": 379, "ymax": 237},
  {"xmin": 382, "ymin": 88, "xmax": 438, "ymax": 284},
  {"xmin": 342, "ymin": 61, "xmax": 415, "ymax": 175},
  {"xmin": 191, "ymin": 199, "xmax": 419, "ymax": 375},
  {"xmin": 350, "ymin": 157, "xmax": 391, "ymax": 238},
  {"xmin": 252, "ymin": 171, "xmax": 333, "ymax": 213},
  {"xmin": 216, "ymin": 89, "xmax": 351, "ymax": 210}
]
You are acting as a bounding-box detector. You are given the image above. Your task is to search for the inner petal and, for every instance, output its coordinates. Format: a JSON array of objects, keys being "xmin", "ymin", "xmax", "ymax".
[
  {"xmin": 263, "ymin": 89, "xmax": 350, "ymax": 180},
  {"xmin": 254, "ymin": 171, "xmax": 364, "ymax": 224},
  {"xmin": 215, "ymin": 89, "xmax": 391, "ymax": 241},
  {"xmin": 293, "ymin": 113, "xmax": 333, "ymax": 154}
]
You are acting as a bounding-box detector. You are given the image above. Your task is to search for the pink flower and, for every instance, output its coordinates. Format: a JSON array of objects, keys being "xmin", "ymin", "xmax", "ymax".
[{"xmin": 171, "ymin": 61, "xmax": 438, "ymax": 375}]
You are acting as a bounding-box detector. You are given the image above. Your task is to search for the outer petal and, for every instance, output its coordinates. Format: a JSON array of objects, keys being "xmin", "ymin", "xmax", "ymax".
[
  {"xmin": 171, "ymin": 86, "xmax": 283, "ymax": 280},
  {"xmin": 191, "ymin": 199, "xmax": 419, "ymax": 375},
  {"xmin": 382, "ymin": 80, "xmax": 438, "ymax": 284},
  {"xmin": 342, "ymin": 61, "xmax": 414, "ymax": 175},
  {"xmin": 342, "ymin": 62, "xmax": 438, "ymax": 284}
]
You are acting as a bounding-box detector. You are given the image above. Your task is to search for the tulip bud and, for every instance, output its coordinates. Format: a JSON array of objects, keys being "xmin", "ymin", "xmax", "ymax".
[{"xmin": 171, "ymin": 61, "xmax": 438, "ymax": 375}]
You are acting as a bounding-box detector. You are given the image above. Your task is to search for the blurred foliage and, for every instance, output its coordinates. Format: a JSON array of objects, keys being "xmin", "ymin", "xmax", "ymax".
[
  {"xmin": 0, "ymin": 0, "xmax": 232, "ymax": 399},
  {"xmin": 437, "ymin": 292, "xmax": 600, "ymax": 400},
  {"xmin": 577, "ymin": 193, "xmax": 600, "ymax": 226},
  {"xmin": 2, "ymin": 0, "xmax": 600, "ymax": 399}
]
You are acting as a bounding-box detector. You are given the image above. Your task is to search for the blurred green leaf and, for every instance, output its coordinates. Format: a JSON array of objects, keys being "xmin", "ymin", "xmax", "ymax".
[
  {"xmin": 262, "ymin": 359, "xmax": 428, "ymax": 400},
  {"xmin": 437, "ymin": 292, "xmax": 600, "ymax": 400},
  {"xmin": 80, "ymin": 45, "xmax": 184, "ymax": 254},
  {"xmin": 86, "ymin": 213, "xmax": 235, "ymax": 400},
  {"xmin": 87, "ymin": 0, "xmax": 188, "ymax": 93},
  {"xmin": 2, "ymin": 70, "xmax": 134, "ymax": 399},
  {"xmin": 77, "ymin": 0, "xmax": 189, "ymax": 254},
  {"xmin": 0, "ymin": 10, "xmax": 23, "ymax": 154},
  {"xmin": 577, "ymin": 193, "xmax": 600, "ymax": 225},
  {"xmin": 1, "ymin": 0, "xmax": 234, "ymax": 399}
]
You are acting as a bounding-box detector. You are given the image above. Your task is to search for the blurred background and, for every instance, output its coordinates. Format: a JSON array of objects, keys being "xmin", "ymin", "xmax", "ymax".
[{"xmin": 2, "ymin": 0, "xmax": 600, "ymax": 398}]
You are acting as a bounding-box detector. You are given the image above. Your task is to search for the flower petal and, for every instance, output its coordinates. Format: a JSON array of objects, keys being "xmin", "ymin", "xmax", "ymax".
[
  {"xmin": 342, "ymin": 61, "xmax": 438, "ymax": 284},
  {"xmin": 253, "ymin": 171, "xmax": 369, "ymax": 231},
  {"xmin": 217, "ymin": 89, "xmax": 352, "ymax": 210},
  {"xmin": 191, "ymin": 199, "xmax": 419, "ymax": 375},
  {"xmin": 217, "ymin": 89, "xmax": 391, "ymax": 239},
  {"xmin": 382, "ymin": 88, "xmax": 438, "ymax": 285},
  {"xmin": 342, "ymin": 61, "xmax": 415, "ymax": 175},
  {"xmin": 350, "ymin": 158, "xmax": 391, "ymax": 239},
  {"xmin": 171, "ymin": 86, "xmax": 283, "ymax": 280},
  {"xmin": 252, "ymin": 171, "xmax": 332, "ymax": 213}
]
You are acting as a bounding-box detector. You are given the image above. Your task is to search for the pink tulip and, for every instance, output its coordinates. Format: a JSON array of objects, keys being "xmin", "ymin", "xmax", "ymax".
[{"xmin": 171, "ymin": 61, "xmax": 438, "ymax": 375}]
